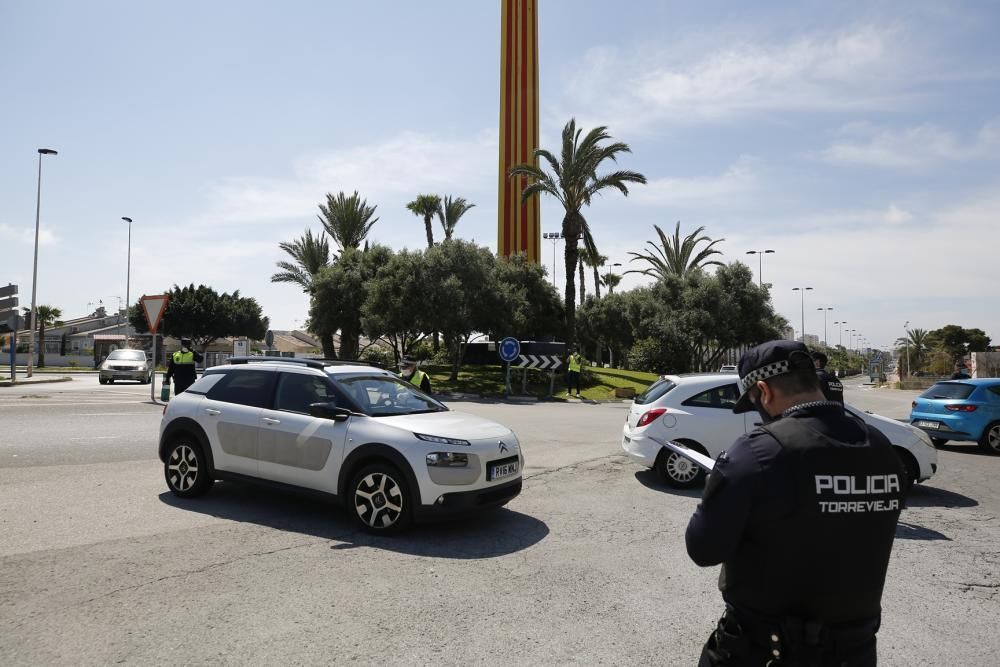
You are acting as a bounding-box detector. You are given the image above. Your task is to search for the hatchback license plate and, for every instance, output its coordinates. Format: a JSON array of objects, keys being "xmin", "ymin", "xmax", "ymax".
[
  {"xmin": 488, "ymin": 457, "xmax": 519, "ymax": 481},
  {"xmin": 915, "ymin": 420, "xmax": 939, "ymax": 429}
]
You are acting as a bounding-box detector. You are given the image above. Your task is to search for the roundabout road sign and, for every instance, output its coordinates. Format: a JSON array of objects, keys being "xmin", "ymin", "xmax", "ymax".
[{"xmin": 499, "ymin": 337, "xmax": 520, "ymax": 363}]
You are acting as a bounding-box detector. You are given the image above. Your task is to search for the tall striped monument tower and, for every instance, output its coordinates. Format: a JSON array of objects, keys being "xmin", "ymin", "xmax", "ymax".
[{"xmin": 497, "ymin": 0, "xmax": 540, "ymax": 262}]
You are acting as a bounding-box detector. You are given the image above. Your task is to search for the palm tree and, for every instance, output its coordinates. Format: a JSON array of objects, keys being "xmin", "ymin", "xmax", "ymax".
[
  {"xmin": 581, "ymin": 247, "xmax": 608, "ymax": 300},
  {"xmin": 318, "ymin": 191, "xmax": 379, "ymax": 251},
  {"xmin": 895, "ymin": 327, "xmax": 929, "ymax": 374},
  {"xmin": 271, "ymin": 228, "xmax": 335, "ymax": 357},
  {"xmin": 626, "ymin": 222, "xmax": 725, "ymax": 280},
  {"xmin": 22, "ymin": 304, "xmax": 62, "ymax": 367},
  {"xmin": 270, "ymin": 228, "xmax": 330, "ymax": 291},
  {"xmin": 510, "ymin": 118, "xmax": 646, "ymax": 342},
  {"xmin": 407, "ymin": 194, "xmax": 442, "ymax": 248},
  {"xmin": 437, "ymin": 195, "xmax": 475, "ymax": 241},
  {"xmin": 600, "ymin": 272, "xmax": 622, "ymax": 294}
]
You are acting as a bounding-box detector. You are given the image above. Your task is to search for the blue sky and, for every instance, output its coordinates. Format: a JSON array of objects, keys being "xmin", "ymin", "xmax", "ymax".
[{"xmin": 2, "ymin": 0, "xmax": 998, "ymax": 350}]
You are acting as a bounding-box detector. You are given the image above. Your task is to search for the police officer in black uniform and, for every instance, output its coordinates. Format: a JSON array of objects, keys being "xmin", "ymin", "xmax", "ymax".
[
  {"xmin": 813, "ymin": 351, "xmax": 844, "ymax": 404},
  {"xmin": 686, "ymin": 340, "xmax": 904, "ymax": 666}
]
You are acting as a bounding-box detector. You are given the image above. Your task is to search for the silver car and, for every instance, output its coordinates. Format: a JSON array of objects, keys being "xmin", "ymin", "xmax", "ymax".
[{"xmin": 99, "ymin": 349, "xmax": 152, "ymax": 384}]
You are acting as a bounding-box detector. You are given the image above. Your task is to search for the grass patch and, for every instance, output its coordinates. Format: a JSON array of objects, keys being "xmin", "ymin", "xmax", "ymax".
[{"xmin": 423, "ymin": 363, "xmax": 659, "ymax": 400}]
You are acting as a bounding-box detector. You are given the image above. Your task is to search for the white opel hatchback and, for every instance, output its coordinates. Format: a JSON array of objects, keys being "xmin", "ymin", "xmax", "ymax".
[
  {"xmin": 159, "ymin": 357, "xmax": 523, "ymax": 533},
  {"xmin": 621, "ymin": 373, "xmax": 938, "ymax": 491}
]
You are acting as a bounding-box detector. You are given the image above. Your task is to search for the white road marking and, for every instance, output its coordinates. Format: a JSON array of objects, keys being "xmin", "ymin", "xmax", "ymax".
[
  {"xmin": 72, "ymin": 413, "xmax": 151, "ymax": 417},
  {"xmin": 69, "ymin": 436, "xmax": 122, "ymax": 441}
]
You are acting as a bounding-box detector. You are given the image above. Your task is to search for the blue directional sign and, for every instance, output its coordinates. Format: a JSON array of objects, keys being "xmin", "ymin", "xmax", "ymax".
[{"xmin": 498, "ymin": 337, "xmax": 520, "ymax": 363}]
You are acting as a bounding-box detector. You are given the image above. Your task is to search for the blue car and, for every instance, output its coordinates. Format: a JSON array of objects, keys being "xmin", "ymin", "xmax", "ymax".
[{"xmin": 909, "ymin": 379, "xmax": 1000, "ymax": 453}]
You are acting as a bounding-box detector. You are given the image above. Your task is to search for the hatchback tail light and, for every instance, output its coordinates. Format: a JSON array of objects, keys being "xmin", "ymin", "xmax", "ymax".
[
  {"xmin": 637, "ymin": 408, "xmax": 667, "ymax": 427},
  {"xmin": 945, "ymin": 404, "xmax": 977, "ymax": 412}
]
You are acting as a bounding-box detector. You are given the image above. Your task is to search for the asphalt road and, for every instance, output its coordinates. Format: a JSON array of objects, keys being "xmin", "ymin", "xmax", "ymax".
[{"xmin": 2, "ymin": 374, "xmax": 998, "ymax": 665}]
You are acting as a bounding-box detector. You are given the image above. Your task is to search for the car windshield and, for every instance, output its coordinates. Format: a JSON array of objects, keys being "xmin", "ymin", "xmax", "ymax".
[
  {"xmin": 921, "ymin": 382, "xmax": 975, "ymax": 400},
  {"xmin": 107, "ymin": 350, "xmax": 145, "ymax": 361},
  {"xmin": 333, "ymin": 373, "xmax": 447, "ymax": 417},
  {"xmin": 634, "ymin": 378, "xmax": 677, "ymax": 405}
]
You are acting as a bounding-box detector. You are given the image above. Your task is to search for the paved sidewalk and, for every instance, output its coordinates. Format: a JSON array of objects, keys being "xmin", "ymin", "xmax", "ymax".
[{"xmin": 0, "ymin": 375, "xmax": 73, "ymax": 387}]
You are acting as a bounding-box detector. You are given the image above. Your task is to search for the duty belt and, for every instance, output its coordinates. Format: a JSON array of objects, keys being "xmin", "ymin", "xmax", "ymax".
[{"xmin": 723, "ymin": 607, "xmax": 880, "ymax": 664}]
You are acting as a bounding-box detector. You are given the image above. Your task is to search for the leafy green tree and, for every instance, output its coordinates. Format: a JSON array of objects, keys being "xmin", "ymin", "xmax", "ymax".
[
  {"xmin": 421, "ymin": 240, "xmax": 502, "ymax": 380},
  {"xmin": 310, "ymin": 245, "xmax": 393, "ymax": 360},
  {"xmin": 319, "ymin": 191, "xmax": 379, "ymax": 251},
  {"xmin": 437, "ymin": 195, "xmax": 475, "ymax": 241},
  {"xmin": 362, "ymin": 248, "xmax": 430, "ymax": 363},
  {"xmin": 129, "ymin": 285, "xmax": 268, "ymax": 353},
  {"xmin": 22, "ymin": 304, "xmax": 63, "ymax": 367},
  {"xmin": 270, "ymin": 228, "xmax": 335, "ymax": 357},
  {"xmin": 626, "ymin": 221, "xmax": 725, "ymax": 279},
  {"xmin": 576, "ymin": 291, "xmax": 633, "ymax": 367},
  {"xmin": 510, "ymin": 118, "xmax": 646, "ymax": 343},
  {"xmin": 580, "ymin": 247, "xmax": 608, "ymax": 300},
  {"xmin": 492, "ymin": 253, "xmax": 565, "ymax": 342},
  {"xmin": 407, "ymin": 194, "xmax": 442, "ymax": 248},
  {"xmin": 925, "ymin": 324, "xmax": 992, "ymax": 361}
]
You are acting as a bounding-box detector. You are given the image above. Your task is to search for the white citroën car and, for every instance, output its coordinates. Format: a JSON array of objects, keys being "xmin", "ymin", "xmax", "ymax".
[{"xmin": 159, "ymin": 357, "xmax": 523, "ymax": 534}]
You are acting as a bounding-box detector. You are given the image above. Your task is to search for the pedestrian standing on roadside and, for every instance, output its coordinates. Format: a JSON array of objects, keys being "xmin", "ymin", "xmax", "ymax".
[
  {"xmin": 164, "ymin": 338, "xmax": 203, "ymax": 394},
  {"xmin": 950, "ymin": 363, "xmax": 971, "ymax": 380},
  {"xmin": 399, "ymin": 356, "xmax": 432, "ymax": 393},
  {"xmin": 566, "ymin": 348, "xmax": 584, "ymax": 397},
  {"xmin": 813, "ymin": 351, "xmax": 845, "ymax": 404},
  {"xmin": 687, "ymin": 340, "xmax": 904, "ymax": 666}
]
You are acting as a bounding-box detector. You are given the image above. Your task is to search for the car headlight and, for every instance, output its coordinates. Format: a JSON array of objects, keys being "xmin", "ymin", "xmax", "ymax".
[
  {"xmin": 415, "ymin": 433, "xmax": 470, "ymax": 446},
  {"xmin": 426, "ymin": 452, "xmax": 469, "ymax": 467}
]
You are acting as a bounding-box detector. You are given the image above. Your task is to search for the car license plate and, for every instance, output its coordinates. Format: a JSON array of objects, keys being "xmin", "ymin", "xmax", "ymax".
[
  {"xmin": 915, "ymin": 420, "xmax": 939, "ymax": 429},
  {"xmin": 488, "ymin": 456, "xmax": 519, "ymax": 481}
]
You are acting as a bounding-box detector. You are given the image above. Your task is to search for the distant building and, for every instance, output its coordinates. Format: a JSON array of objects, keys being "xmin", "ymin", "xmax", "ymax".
[
  {"xmin": 798, "ymin": 333, "xmax": 820, "ymax": 347},
  {"xmin": 782, "ymin": 326, "xmax": 795, "ymax": 341}
]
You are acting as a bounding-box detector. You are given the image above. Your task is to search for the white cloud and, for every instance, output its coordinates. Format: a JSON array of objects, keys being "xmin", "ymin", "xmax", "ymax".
[
  {"xmin": 0, "ymin": 223, "xmax": 59, "ymax": 246},
  {"xmin": 820, "ymin": 120, "xmax": 1000, "ymax": 168},
  {"xmin": 633, "ymin": 156, "xmax": 759, "ymax": 206},
  {"xmin": 200, "ymin": 130, "xmax": 498, "ymax": 227},
  {"xmin": 562, "ymin": 25, "xmax": 923, "ymax": 132}
]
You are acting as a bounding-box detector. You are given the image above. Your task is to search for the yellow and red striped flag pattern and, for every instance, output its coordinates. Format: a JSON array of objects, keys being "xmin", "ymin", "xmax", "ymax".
[{"xmin": 498, "ymin": 0, "xmax": 540, "ymax": 262}]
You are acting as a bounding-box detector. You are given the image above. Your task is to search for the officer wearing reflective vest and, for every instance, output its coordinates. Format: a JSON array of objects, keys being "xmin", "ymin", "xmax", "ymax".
[
  {"xmin": 566, "ymin": 348, "xmax": 584, "ymax": 397},
  {"xmin": 399, "ymin": 356, "xmax": 431, "ymax": 393},
  {"xmin": 164, "ymin": 338, "xmax": 203, "ymax": 394},
  {"xmin": 686, "ymin": 340, "xmax": 904, "ymax": 666},
  {"xmin": 813, "ymin": 351, "xmax": 845, "ymax": 404}
]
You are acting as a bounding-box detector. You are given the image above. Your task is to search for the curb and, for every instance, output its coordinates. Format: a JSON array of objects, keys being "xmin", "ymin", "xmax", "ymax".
[{"xmin": 0, "ymin": 376, "xmax": 73, "ymax": 388}]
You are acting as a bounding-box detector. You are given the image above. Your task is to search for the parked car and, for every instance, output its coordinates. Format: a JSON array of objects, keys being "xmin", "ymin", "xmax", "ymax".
[
  {"xmin": 718, "ymin": 364, "xmax": 738, "ymax": 373},
  {"xmin": 909, "ymin": 379, "xmax": 1000, "ymax": 453},
  {"xmin": 622, "ymin": 373, "xmax": 937, "ymax": 490},
  {"xmin": 159, "ymin": 357, "xmax": 523, "ymax": 534},
  {"xmin": 99, "ymin": 349, "xmax": 152, "ymax": 384}
]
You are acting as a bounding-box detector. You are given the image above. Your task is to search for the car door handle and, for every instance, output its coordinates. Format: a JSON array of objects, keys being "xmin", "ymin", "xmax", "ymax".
[
  {"xmin": 262, "ymin": 417, "xmax": 281, "ymax": 425},
  {"xmin": 205, "ymin": 408, "xmax": 221, "ymax": 416}
]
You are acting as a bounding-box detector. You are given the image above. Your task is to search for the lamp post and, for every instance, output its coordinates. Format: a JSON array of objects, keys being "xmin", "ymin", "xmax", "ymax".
[
  {"xmin": 122, "ymin": 217, "xmax": 132, "ymax": 342},
  {"xmin": 542, "ymin": 232, "xmax": 563, "ymax": 287},
  {"xmin": 834, "ymin": 320, "xmax": 846, "ymax": 348},
  {"xmin": 903, "ymin": 321, "xmax": 910, "ymax": 379},
  {"xmin": 27, "ymin": 148, "xmax": 58, "ymax": 378},
  {"xmin": 791, "ymin": 287, "xmax": 813, "ymax": 343},
  {"xmin": 816, "ymin": 307, "xmax": 833, "ymax": 347},
  {"xmin": 746, "ymin": 249, "xmax": 775, "ymax": 288}
]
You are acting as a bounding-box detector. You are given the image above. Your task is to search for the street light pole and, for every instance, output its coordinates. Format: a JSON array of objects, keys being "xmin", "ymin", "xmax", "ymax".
[
  {"xmin": 122, "ymin": 217, "xmax": 132, "ymax": 343},
  {"xmin": 791, "ymin": 287, "xmax": 813, "ymax": 342},
  {"xmin": 834, "ymin": 320, "xmax": 846, "ymax": 348},
  {"xmin": 903, "ymin": 321, "xmax": 910, "ymax": 379},
  {"xmin": 746, "ymin": 249, "xmax": 775, "ymax": 288},
  {"xmin": 542, "ymin": 232, "xmax": 563, "ymax": 288},
  {"xmin": 27, "ymin": 148, "xmax": 58, "ymax": 378},
  {"xmin": 817, "ymin": 307, "xmax": 833, "ymax": 347}
]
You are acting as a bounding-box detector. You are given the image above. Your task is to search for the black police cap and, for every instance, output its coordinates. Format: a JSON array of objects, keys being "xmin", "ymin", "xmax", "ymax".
[{"xmin": 733, "ymin": 339, "xmax": 816, "ymax": 414}]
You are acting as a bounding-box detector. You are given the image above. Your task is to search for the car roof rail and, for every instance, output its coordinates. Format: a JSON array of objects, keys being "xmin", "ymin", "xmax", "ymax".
[{"xmin": 227, "ymin": 356, "xmax": 386, "ymax": 370}]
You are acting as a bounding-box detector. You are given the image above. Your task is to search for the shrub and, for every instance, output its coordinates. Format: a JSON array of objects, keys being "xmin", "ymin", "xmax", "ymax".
[
  {"xmin": 407, "ymin": 340, "xmax": 434, "ymax": 361},
  {"xmin": 627, "ymin": 338, "xmax": 674, "ymax": 374},
  {"xmin": 360, "ymin": 345, "xmax": 394, "ymax": 369}
]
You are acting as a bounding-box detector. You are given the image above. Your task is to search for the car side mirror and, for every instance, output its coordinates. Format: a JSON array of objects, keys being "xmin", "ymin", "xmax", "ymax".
[{"xmin": 308, "ymin": 402, "xmax": 351, "ymax": 422}]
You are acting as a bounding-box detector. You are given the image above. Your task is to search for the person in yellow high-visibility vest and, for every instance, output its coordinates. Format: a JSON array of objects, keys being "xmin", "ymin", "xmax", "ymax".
[
  {"xmin": 399, "ymin": 356, "xmax": 432, "ymax": 394},
  {"xmin": 164, "ymin": 338, "xmax": 204, "ymax": 394},
  {"xmin": 566, "ymin": 348, "xmax": 584, "ymax": 397}
]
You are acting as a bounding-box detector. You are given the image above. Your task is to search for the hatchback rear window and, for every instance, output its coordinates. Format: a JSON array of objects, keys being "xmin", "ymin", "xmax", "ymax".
[
  {"xmin": 920, "ymin": 383, "xmax": 975, "ymax": 400},
  {"xmin": 635, "ymin": 378, "xmax": 677, "ymax": 405}
]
